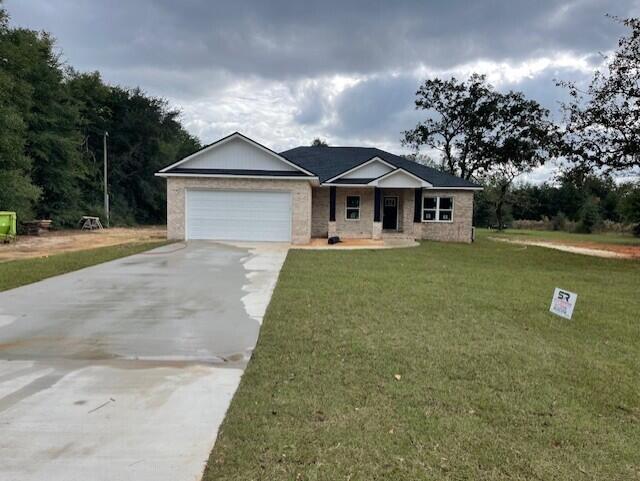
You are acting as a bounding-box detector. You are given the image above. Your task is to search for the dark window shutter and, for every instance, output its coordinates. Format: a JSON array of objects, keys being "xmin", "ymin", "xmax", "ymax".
[
  {"xmin": 414, "ymin": 188, "xmax": 422, "ymax": 222},
  {"xmin": 374, "ymin": 187, "xmax": 381, "ymax": 222},
  {"xmin": 329, "ymin": 186, "xmax": 336, "ymax": 222}
]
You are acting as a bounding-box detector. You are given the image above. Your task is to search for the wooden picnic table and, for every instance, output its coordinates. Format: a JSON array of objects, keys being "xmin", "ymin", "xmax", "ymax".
[{"xmin": 78, "ymin": 216, "xmax": 104, "ymax": 231}]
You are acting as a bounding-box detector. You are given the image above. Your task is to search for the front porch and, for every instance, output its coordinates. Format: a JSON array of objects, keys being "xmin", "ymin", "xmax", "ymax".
[
  {"xmin": 311, "ymin": 185, "xmax": 421, "ymax": 241},
  {"xmin": 293, "ymin": 236, "xmax": 418, "ymax": 250}
]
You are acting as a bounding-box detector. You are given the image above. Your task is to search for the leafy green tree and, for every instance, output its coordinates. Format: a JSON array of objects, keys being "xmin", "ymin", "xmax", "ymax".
[
  {"xmin": 619, "ymin": 182, "xmax": 640, "ymax": 236},
  {"xmin": 1, "ymin": 22, "xmax": 84, "ymax": 224},
  {"xmin": 576, "ymin": 196, "xmax": 603, "ymax": 233},
  {"xmin": 66, "ymin": 71, "xmax": 112, "ymax": 214},
  {"xmin": 404, "ymin": 74, "xmax": 558, "ymax": 229},
  {"xmin": 478, "ymin": 90, "xmax": 558, "ymax": 229},
  {"xmin": 559, "ymin": 17, "xmax": 640, "ymax": 173},
  {"xmin": 0, "ymin": 6, "xmax": 41, "ymax": 221},
  {"xmin": 100, "ymin": 87, "xmax": 199, "ymax": 224},
  {"xmin": 0, "ymin": 5, "xmax": 200, "ymax": 227},
  {"xmin": 472, "ymin": 190, "xmax": 492, "ymax": 227},
  {"xmin": 311, "ymin": 138, "xmax": 328, "ymax": 147},
  {"xmin": 403, "ymin": 74, "xmax": 496, "ymax": 180}
]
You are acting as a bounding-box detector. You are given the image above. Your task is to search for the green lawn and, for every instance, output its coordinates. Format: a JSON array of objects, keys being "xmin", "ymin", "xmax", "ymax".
[
  {"xmin": 204, "ymin": 236, "xmax": 639, "ymax": 480},
  {"xmin": 488, "ymin": 228, "xmax": 640, "ymax": 246},
  {"xmin": 0, "ymin": 241, "xmax": 168, "ymax": 292}
]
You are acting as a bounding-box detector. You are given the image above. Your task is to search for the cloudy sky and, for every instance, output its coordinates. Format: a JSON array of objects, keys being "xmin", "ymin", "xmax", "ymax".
[{"xmin": 5, "ymin": 0, "xmax": 640, "ymax": 180}]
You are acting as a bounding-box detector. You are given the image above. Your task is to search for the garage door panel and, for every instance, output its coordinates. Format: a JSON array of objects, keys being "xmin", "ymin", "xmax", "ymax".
[{"xmin": 186, "ymin": 190, "xmax": 291, "ymax": 241}]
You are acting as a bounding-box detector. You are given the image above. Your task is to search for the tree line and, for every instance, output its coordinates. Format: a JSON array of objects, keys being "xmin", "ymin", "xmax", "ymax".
[
  {"xmin": 404, "ymin": 16, "xmax": 640, "ymax": 235},
  {"xmin": 0, "ymin": 6, "xmax": 200, "ymax": 227},
  {"xmin": 475, "ymin": 173, "xmax": 640, "ymax": 233}
]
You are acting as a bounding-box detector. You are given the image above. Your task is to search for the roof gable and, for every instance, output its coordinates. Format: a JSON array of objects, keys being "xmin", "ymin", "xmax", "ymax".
[
  {"xmin": 159, "ymin": 132, "xmax": 314, "ymax": 176},
  {"xmin": 330, "ymin": 157, "xmax": 395, "ymax": 181},
  {"xmin": 281, "ymin": 146, "xmax": 481, "ymax": 189},
  {"xmin": 370, "ymin": 168, "xmax": 432, "ymax": 188}
]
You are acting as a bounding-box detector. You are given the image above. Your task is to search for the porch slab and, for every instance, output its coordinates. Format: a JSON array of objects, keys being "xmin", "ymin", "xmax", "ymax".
[{"xmin": 292, "ymin": 237, "xmax": 419, "ymax": 250}]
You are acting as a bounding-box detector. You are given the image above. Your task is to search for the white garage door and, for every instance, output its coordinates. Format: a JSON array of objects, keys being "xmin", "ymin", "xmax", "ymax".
[{"xmin": 186, "ymin": 190, "xmax": 292, "ymax": 241}]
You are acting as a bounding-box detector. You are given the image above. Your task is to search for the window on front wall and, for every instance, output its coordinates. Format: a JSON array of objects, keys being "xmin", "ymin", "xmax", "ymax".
[
  {"xmin": 423, "ymin": 196, "xmax": 454, "ymax": 222},
  {"xmin": 346, "ymin": 195, "xmax": 360, "ymax": 220}
]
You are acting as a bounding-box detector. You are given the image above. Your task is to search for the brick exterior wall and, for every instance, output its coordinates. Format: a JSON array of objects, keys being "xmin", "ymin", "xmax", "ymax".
[
  {"xmin": 165, "ymin": 178, "xmax": 474, "ymax": 244},
  {"xmin": 311, "ymin": 187, "xmax": 474, "ymax": 242},
  {"xmin": 418, "ymin": 190, "xmax": 474, "ymax": 243},
  {"xmin": 334, "ymin": 187, "xmax": 374, "ymax": 239},
  {"xmin": 166, "ymin": 177, "xmax": 312, "ymax": 244},
  {"xmin": 311, "ymin": 187, "xmax": 329, "ymax": 237}
]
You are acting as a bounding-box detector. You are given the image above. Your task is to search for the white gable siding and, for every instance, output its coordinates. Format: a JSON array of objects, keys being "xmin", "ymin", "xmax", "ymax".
[
  {"xmin": 343, "ymin": 160, "xmax": 394, "ymax": 179},
  {"xmin": 181, "ymin": 137, "xmax": 298, "ymax": 171},
  {"xmin": 376, "ymin": 170, "xmax": 423, "ymax": 188}
]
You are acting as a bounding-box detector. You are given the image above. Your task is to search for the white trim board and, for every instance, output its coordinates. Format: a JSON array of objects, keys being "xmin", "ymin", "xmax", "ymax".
[
  {"xmin": 155, "ymin": 172, "xmax": 319, "ymax": 183},
  {"xmin": 423, "ymin": 186, "xmax": 483, "ymax": 191}
]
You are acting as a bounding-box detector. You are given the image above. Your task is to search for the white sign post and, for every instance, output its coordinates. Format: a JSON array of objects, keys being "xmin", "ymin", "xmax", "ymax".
[{"xmin": 550, "ymin": 288, "xmax": 577, "ymax": 319}]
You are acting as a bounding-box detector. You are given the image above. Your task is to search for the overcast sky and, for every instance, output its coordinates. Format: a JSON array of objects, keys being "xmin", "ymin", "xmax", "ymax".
[{"xmin": 6, "ymin": 0, "xmax": 640, "ymax": 181}]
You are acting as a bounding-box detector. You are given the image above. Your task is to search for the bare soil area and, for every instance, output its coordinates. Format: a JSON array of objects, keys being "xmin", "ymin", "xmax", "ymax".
[
  {"xmin": 491, "ymin": 236, "xmax": 640, "ymax": 259},
  {"xmin": 0, "ymin": 227, "xmax": 166, "ymax": 262}
]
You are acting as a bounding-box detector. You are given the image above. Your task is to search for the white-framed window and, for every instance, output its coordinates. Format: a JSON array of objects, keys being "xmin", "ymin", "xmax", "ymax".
[
  {"xmin": 423, "ymin": 196, "xmax": 454, "ymax": 222},
  {"xmin": 345, "ymin": 195, "xmax": 360, "ymax": 220}
]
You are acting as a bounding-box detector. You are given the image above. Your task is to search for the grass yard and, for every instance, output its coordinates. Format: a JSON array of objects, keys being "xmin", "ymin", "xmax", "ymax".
[
  {"xmin": 489, "ymin": 228, "xmax": 640, "ymax": 246},
  {"xmin": 204, "ymin": 235, "xmax": 640, "ymax": 480},
  {"xmin": 0, "ymin": 241, "xmax": 168, "ymax": 292}
]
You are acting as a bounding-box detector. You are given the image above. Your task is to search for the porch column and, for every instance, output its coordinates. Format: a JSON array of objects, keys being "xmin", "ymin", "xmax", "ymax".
[
  {"xmin": 372, "ymin": 187, "xmax": 382, "ymax": 239},
  {"xmin": 413, "ymin": 188, "xmax": 422, "ymax": 222},
  {"xmin": 328, "ymin": 186, "xmax": 337, "ymax": 237}
]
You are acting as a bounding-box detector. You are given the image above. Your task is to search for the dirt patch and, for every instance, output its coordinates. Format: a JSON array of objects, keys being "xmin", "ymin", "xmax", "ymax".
[
  {"xmin": 490, "ymin": 236, "xmax": 640, "ymax": 259},
  {"xmin": 554, "ymin": 240, "xmax": 640, "ymax": 259},
  {"xmin": 0, "ymin": 226, "xmax": 166, "ymax": 262}
]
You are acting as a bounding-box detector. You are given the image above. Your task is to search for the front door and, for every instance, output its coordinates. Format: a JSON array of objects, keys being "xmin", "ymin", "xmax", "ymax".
[{"xmin": 382, "ymin": 196, "xmax": 398, "ymax": 230}]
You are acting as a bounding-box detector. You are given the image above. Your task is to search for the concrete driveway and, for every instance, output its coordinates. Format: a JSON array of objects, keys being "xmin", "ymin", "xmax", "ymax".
[{"xmin": 0, "ymin": 241, "xmax": 288, "ymax": 481}]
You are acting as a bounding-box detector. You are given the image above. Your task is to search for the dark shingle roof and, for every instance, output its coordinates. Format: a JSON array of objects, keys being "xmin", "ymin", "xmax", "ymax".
[{"xmin": 279, "ymin": 146, "xmax": 480, "ymax": 188}]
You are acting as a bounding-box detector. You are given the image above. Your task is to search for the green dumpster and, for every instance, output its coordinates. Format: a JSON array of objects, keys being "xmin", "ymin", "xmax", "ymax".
[{"xmin": 0, "ymin": 211, "xmax": 17, "ymax": 242}]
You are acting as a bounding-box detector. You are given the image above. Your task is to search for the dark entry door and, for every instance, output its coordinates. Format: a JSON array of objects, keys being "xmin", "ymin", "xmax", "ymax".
[{"xmin": 382, "ymin": 196, "xmax": 398, "ymax": 230}]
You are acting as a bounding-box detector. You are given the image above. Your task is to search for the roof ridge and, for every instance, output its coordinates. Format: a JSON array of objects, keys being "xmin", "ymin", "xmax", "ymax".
[{"xmin": 281, "ymin": 145, "xmax": 379, "ymax": 151}]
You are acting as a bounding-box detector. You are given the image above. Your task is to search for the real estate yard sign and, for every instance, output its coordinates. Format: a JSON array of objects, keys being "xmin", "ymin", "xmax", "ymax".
[{"xmin": 550, "ymin": 288, "xmax": 577, "ymax": 319}]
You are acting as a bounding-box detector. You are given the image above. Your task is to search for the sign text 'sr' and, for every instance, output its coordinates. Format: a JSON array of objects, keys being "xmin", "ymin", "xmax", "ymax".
[{"xmin": 550, "ymin": 288, "xmax": 577, "ymax": 319}]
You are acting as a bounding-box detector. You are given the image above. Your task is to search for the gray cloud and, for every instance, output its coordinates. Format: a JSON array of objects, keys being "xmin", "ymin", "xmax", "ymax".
[
  {"xmin": 4, "ymin": 0, "xmax": 639, "ymax": 177},
  {"xmin": 323, "ymin": 75, "xmax": 423, "ymax": 152},
  {"xmin": 7, "ymin": 0, "xmax": 636, "ymax": 90}
]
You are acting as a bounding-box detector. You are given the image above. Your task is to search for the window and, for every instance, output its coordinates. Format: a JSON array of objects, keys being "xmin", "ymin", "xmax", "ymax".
[
  {"xmin": 423, "ymin": 196, "xmax": 454, "ymax": 222},
  {"xmin": 346, "ymin": 195, "xmax": 360, "ymax": 220}
]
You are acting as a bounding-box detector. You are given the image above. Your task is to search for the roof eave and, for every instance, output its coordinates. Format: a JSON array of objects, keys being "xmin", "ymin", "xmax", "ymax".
[{"xmin": 155, "ymin": 172, "xmax": 319, "ymax": 184}]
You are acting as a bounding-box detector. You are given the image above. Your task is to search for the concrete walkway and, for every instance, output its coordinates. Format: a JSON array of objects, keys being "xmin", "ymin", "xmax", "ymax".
[
  {"xmin": 292, "ymin": 237, "xmax": 419, "ymax": 250},
  {"xmin": 0, "ymin": 241, "xmax": 288, "ymax": 481}
]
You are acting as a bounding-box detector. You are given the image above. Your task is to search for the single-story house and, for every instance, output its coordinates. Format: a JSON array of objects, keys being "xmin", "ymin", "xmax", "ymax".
[{"xmin": 156, "ymin": 132, "xmax": 481, "ymax": 244}]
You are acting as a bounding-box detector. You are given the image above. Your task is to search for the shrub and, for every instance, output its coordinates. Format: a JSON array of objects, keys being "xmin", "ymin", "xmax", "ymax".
[
  {"xmin": 512, "ymin": 218, "xmax": 552, "ymax": 230},
  {"xmin": 601, "ymin": 220, "xmax": 634, "ymax": 233},
  {"xmin": 552, "ymin": 212, "xmax": 567, "ymax": 231},
  {"xmin": 576, "ymin": 197, "xmax": 603, "ymax": 234}
]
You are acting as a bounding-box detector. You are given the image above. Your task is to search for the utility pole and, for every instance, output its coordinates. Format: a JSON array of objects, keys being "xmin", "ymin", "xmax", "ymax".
[{"xmin": 103, "ymin": 131, "xmax": 109, "ymax": 227}]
